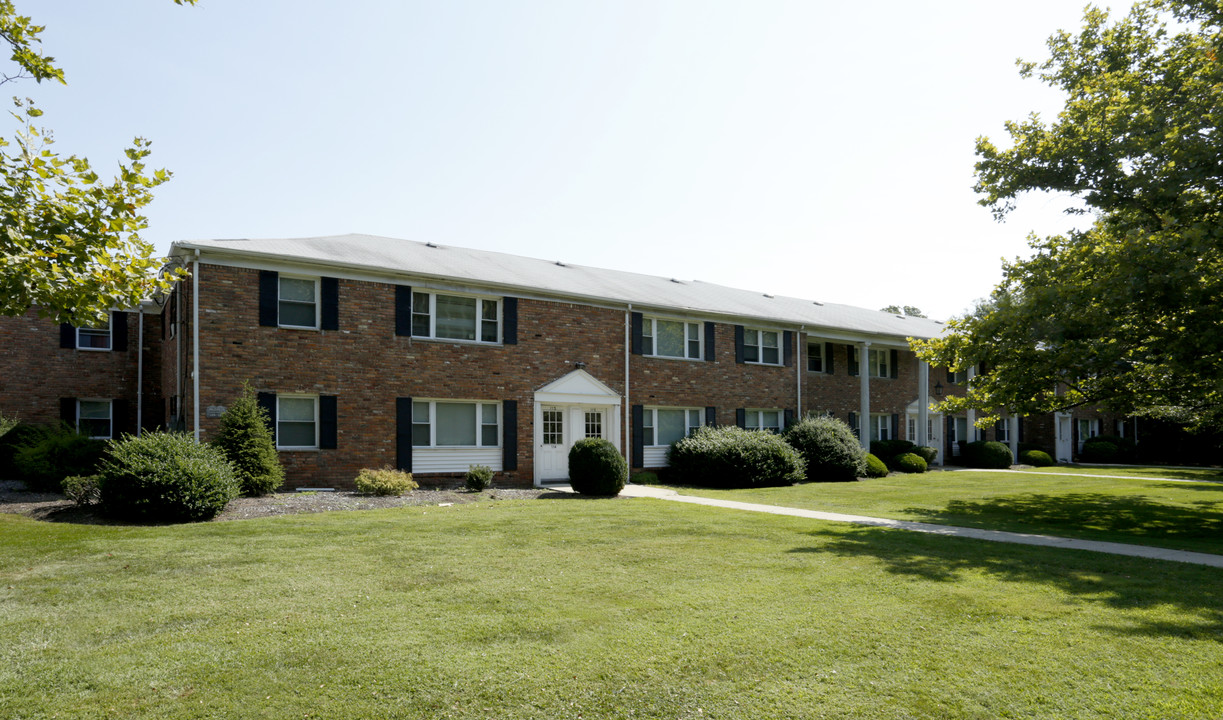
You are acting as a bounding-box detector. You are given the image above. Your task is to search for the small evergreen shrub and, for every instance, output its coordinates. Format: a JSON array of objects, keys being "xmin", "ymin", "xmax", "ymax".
[
  {"xmin": 569, "ymin": 438, "xmax": 628, "ymax": 496},
  {"xmin": 465, "ymin": 464, "xmax": 493, "ymax": 492},
  {"xmin": 1019, "ymin": 449, "xmax": 1054, "ymax": 467},
  {"xmin": 893, "ymin": 452, "xmax": 928, "ymax": 473},
  {"xmin": 914, "ymin": 446, "xmax": 938, "ymax": 464},
  {"xmin": 355, "ymin": 467, "xmax": 417, "ymax": 496},
  {"xmin": 864, "ymin": 453, "xmax": 889, "ymax": 478},
  {"xmin": 871, "ymin": 439, "xmax": 916, "ymax": 465},
  {"xmin": 962, "ymin": 440, "xmax": 1015, "ymax": 469},
  {"xmin": 99, "ymin": 432, "xmax": 238, "ymax": 522},
  {"xmin": 670, "ymin": 426, "xmax": 805, "ymax": 489},
  {"xmin": 783, "ymin": 416, "xmax": 865, "ymax": 482},
  {"xmin": 13, "ymin": 425, "xmax": 106, "ymax": 492},
  {"xmin": 63, "ymin": 475, "xmax": 101, "ymax": 506},
  {"xmin": 211, "ymin": 384, "xmax": 284, "ymax": 496}
]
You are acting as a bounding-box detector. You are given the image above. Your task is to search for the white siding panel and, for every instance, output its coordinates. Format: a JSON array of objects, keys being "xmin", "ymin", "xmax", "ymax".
[
  {"xmin": 643, "ymin": 447, "xmax": 669, "ymax": 468},
  {"xmin": 413, "ymin": 448, "xmax": 502, "ymax": 474}
]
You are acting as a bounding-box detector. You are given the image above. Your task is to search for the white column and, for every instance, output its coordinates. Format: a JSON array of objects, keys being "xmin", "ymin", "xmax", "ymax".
[
  {"xmin": 1008, "ymin": 414, "xmax": 1019, "ymax": 461},
  {"xmin": 965, "ymin": 365, "xmax": 976, "ymax": 442},
  {"xmin": 917, "ymin": 359, "xmax": 929, "ymax": 447},
  {"xmin": 859, "ymin": 341, "xmax": 871, "ymax": 450}
]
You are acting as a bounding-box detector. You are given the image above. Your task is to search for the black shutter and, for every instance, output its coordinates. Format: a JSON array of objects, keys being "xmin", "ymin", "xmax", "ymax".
[
  {"xmin": 60, "ymin": 323, "xmax": 75, "ymax": 348},
  {"xmin": 783, "ymin": 331, "xmax": 794, "ymax": 367},
  {"xmin": 256, "ymin": 392, "xmax": 276, "ymax": 443},
  {"xmin": 630, "ymin": 312, "xmax": 643, "ymax": 355},
  {"xmin": 705, "ymin": 406, "xmax": 717, "ymax": 426},
  {"xmin": 321, "ymin": 277, "xmax": 339, "ymax": 331},
  {"xmin": 947, "ymin": 368, "xmax": 956, "ymax": 384},
  {"xmin": 396, "ymin": 397, "xmax": 413, "ymax": 472},
  {"xmin": 60, "ymin": 397, "xmax": 76, "ymax": 427},
  {"xmin": 784, "ymin": 408, "xmax": 795, "ymax": 429},
  {"xmin": 112, "ymin": 399, "xmax": 129, "ymax": 438},
  {"xmin": 824, "ymin": 342, "xmax": 834, "ymax": 374},
  {"xmin": 848, "ymin": 345, "xmax": 858, "ymax": 376},
  {"xmin": 502, "ymin": 297, "xmax": 518, "ymax": 345},
  {"xmin": 947, "ymin": 416, "xmax": 954, "ymax": 449},
  {"xmin": 848, "ymin": 412, "xmax": 858, "ymax": 434},
  {"xmin": 1018, "ymin": 417, "xmax": 1025, "ymax": 442},
  {"xmin": 111, "ymin": 312, "xmax": 128, "ymax": 352},
  {"xmin": 319, "ymin": 396, "xmax": 338, "ymax": 449},
  {"xmin": 890, "ymin": 349, "xmax": 899, "ymax": 379},
  {"xmin": 631, "ymin": 405, "xmax": 644, "ymax": 468},
  {"xmin": 395, "ymin": 285, "xmax": 412, "ymax": 336},
  {"xmin": 736, "ymin": 408, "xmax": 746, "ymax": 428},
  {"xmin": 892, "ymin": 413, "xmax": 900, "ymax": 440},
  {"xmin": 502, "ymin": 400, "xmax": 518, "ymax": 470},
  {"xmin": 704, "ymin": 322, "xmax": 715, "ymax": 361},
  {"xmin": 734, "ymin": 326, "xmax": 745, "ymax": 364},
  {"xmin": 259, "ymin": 270, "xmax": 279, "ymax": 327}
]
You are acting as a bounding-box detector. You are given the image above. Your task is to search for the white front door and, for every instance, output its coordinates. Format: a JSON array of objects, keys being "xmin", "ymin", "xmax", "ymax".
[
  {"xmin": 538, "ymin": 406, "xmax": 568, "ymax": 481},
  {"xmin": 1055, "ymin": 412, "xmax": 1072, "ymax": 463}
]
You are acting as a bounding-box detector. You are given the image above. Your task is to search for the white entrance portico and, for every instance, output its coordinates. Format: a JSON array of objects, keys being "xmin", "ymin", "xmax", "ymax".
[{"xmin": 533, "ymin": 369, "xmax": 622, "ymax": 486}]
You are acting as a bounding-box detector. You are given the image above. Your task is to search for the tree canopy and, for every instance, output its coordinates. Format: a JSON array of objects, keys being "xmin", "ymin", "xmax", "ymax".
[
  {"xmin": 913, "ymin": 0, "xmax": 1223, "ymax": 428},
  {"xmin": 880, "ymin": 305, "xmax": 927, "ymax": 318},
  {"xmin": 0, "ymin": 1, "xmax": 195, "ymax": 326}
]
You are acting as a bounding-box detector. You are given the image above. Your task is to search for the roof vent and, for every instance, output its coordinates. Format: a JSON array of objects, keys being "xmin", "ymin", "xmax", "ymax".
[
  {"xmin": 555, "ymin": 261, "xmax": 567, "ymax": 267},
  {"xmin": 763, "ymin": 293, "xmax": 774, "ymax": 299},
  {"xmin": 425, "ymin": 242, "xmax": 438, "ymax": 248},
  {"xmin": 812, "ymin": 301, "xmax": 824, "ymax": 306},
  {"xmin": 895, "ymin": 314, "xmax": 905, "ymax": 319},
  {"xmin": 670, "ymin": 278, "xmax": 682, "ymax": 284}
]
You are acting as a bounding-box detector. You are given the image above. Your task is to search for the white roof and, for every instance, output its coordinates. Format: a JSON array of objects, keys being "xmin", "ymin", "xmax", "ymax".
[{"xmin": 173, "ymin": 233, "xmax": 947, "ymax": 341}]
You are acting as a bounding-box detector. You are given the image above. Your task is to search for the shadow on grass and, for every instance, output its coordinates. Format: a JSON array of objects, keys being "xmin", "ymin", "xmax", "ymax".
[{"xmin": 790, "ymin": 526, "xmax": 1223, "ymax": 641}]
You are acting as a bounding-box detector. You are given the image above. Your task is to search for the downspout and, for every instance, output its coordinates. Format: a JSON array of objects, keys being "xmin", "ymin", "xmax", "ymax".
[
  {"xmin": 796, "ymin": 326, "xmax": 803, "ymax": 421},
  {"xmin": 624, "ymin": 304, "xmax": 631, "ymax": 467},
  {"xmin": 136, "ymin": 310, "xmax": 144, "ymax": 436},
  {"xmin": 193, "ymin": 250, "xmax": 201, "ymax": 443}
]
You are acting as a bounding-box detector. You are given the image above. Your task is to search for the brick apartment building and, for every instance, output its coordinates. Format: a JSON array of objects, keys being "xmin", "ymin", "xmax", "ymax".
[{"xmin": 0, "ymin": 234, "xmax": 1132, "ymax": 488}]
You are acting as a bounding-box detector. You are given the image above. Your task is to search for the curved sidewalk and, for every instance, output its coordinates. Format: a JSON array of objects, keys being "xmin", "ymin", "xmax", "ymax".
[{"xmin": 619, "ymin": 484, "xmax": 1223, "ymax": 569}]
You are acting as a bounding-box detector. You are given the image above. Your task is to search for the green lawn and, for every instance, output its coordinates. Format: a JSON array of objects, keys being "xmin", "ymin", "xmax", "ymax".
[
  {"xmin": 3, "ymin": 498, "xmax": 1222, "ymax": 719},
  {"xmin": 654, "ymin": 470, "xmax": 1223, "ymax": 555},
  {"xmin": 1013, "ymin": 465, "xmax": 1223, "ymax": 482}
]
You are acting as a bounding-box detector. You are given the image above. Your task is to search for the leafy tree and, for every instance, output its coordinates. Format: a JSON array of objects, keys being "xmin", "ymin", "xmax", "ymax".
[
  {"xmin": 212, "ymin": 383, "xmax": 284, "ymax": 497},
  {"xmin": 0, "ymin": 1, "xmax": 194, "ymax": 326},
  {"xmin": 913, "ymin": 0, "xmax": 1223, "ymax": 428},
  {"xmin": 879, "ymin": 305, "xmax": 927, "ymax": 318}
]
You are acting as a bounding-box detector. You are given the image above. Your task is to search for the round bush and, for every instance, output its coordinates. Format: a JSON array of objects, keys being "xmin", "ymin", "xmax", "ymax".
[
  {"xmin": 914, "ymin": 446, "xmax": 938, "ymax": 464},
  {"xmin": 1019, "ymin": 449, "xmax": 1054, "ymax": 467},
  {"xmin": 355, "ymin": 467, "xmax": 417, "ymax": 496},
  {"xmin": 863, "ymin": 453, "xmax": 889, "ymax": 478},
  {"xmin": 669, "ymin": 426, "xmax": 805, "ymax": 489},
  {"xmin": 893, "ymin": 452, "xmax": 928, "ymax": 473},
  {"xmin": 783, "ymin": 416, "xmax": 865, "ymax": 482},
  {"xmin": 99, "ymin": 432, "xmax": 239, "ymax": 522},
  {"xmin": 1081, "ymin": 438, "xmax": 1119, "ymax": 463},
  {"xmin": 465, "ymin": 464, "xmax": 493, "ymax": 492},
  {"xmin": 871, "ymin": 439, "xmax": 916, "ymax": 466},
  {"xmin": 569, "ymin": 438, "xmax": 628, "ymax": 496},
  {"xmin": 13, "ymin": 426, "xmax": 106, "ymax": 492},
  {"xmin": 962, "ymin": 440, "xmax": 1015, "ymax": 469}
]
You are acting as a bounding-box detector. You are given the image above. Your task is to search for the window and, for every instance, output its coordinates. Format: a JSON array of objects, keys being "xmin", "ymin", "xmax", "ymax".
[
  {"xmin": 77, "ymin": 400, "xmax": 112, "ymax": 439},
  {"xmin": 868, "ymin": 349, "xmax": 890, "ymax": 378},
  {"xmin": 412, "ymin": 400, "xmax": 501, "ymax": 447},
  {"xmin": 643, "ymin": 408, "xmax": 703, "ymax": 447},
  {"xmin": 412, "ymin": 291, "xmax": 499, "ymax": 343},
  {"xmin": 870, "ymin": 414, "xmax": 892, "ymax": 441},
  {"xmin": 584, "ymin": 411, "xmax": 603, "ymax": 439},
  {"xmin": 743, "ymin": 329, "xmax": 780, "ymax": 365},
  {"xmin": 948, "ymin": 369, "xmax": 968, "ymax": 384},
  {"xmin": 642, "ymin": 317, "xmax": 701, "ymax": 359},
  {"xmin": 278, "ymin": 277, "xmax": 319, "ymax": 328},
  {"xmin": 542, "ymin": 408, "xmax": 564, "ymax": 446},
  {"xmin": 77, "ymin": 316, "xmax": 112, "ymax": 350},
  {"xmin": 995, "ymin": 419, "xmax": 1009, "ymax": 442},
  {"xmin": 277, "ymin": 396, "xmax": 318, "ymax": 449},
  {"xmin": 806, "ymin": 343, "xmax": 823, "ymax": 372},
  {"xmin": 1076, "ymin": 418, "xmax": 1098, "ymax": 452},
  {"xmin": 744, "ymin": 409, "xmax": 782, "ymax": 433}
]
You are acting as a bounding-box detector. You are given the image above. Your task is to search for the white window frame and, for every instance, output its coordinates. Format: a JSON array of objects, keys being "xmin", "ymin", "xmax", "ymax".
[
  {"xmin": 77, "ymin": 399, "xmax": 113, "ymax": 439},
  {"xmin": 411, "ymin": 399, "xmax": 502, "ymax": 448},
  {"xmin": 411, "ymin": 290, "xmax": 501, "ymax": 344},
  {"xmin": 743, "ymin": 328, "xmax": 781, "ymax": 366},
  {"xmin": 870, "ymin": 413, "xmax": 893, "ymax": 441},
  {"xmin": 278, "ymin": 276, "xmax": 320, "ymax": 330},
  {"xmin": 276, "ymin": 394, "xmax": 319, "ymax": 450},
  {"xmin": 995, "ymin": 419, "xmax": 1009, "ymax": 443},
  {"xmin": 642, "ymin": 407, "xmax": 703, "ymax": 447},
  {"xmin": 642, "ymin": 317, "xmax": 703, "ymax": 360},
  {"xmin": 948, "ymin": 369, "xmax": 968, "ymax": 384},
  {"xmin": 1076, "ymin": 418, "xmax": 1099, "ymax": 452},
  {"xmin": 744, "ymin": 409, "xmax": 782, "ymax": 433},
  {"xmin": 806, "ymin": 342, "xmax": 824, "ymax": 372},
  {"xmin": 868, "ymin": 349, "xmax": 890, "ymax": 378},
  {"xmin": 77, "ymin": 315, "xmax": 112, "ymax": 351}
]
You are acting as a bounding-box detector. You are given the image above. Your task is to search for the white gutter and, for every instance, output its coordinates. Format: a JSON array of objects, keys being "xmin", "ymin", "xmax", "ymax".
[
  {"xmin": 136, "ymin": 311, "xmax": 144, "ymax": 436},
  {"xmin": 193, "ymin": 250, "xmax": 200, "ymax": 442}
]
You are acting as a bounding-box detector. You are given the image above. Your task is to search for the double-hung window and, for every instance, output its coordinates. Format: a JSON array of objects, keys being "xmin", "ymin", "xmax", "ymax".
[
  {"xmin": 806, "ymin": 343, "xmax": 823, "ymax": 372},
  {"xmin": 642, "ymin": 318, "xmax": 702, "ymax": 359},
  {"xmin": 868, "ymin": 349, "xmax": 890, "ymax": 378},
  {"xmin": 77, "ymin": 400, "xmax": 112, "ymax": 439},
  {"xmin": 870, "ymin": 413, "xmax": 892, "ymax": 441},
  {"xmin": 277, "ymin": 396, "xmax": 318, "ymax": 449},
  {"xmin": 77, "ymin": 317, "xmax": 112, "ymax": 350},
  {"xmin": 995, "ymin": 419, "xmax": 1009, "ymax": 442},
  {"xmin": 279, "ymin": 277, "xmax": 319, "ymax": 329},
  {"xmin": 744, "ymin": 409, "xmax": 782, "ymax": 433},
  {"xmin": 643, "ymin": 408, "xmax": 703, "ymax": 447},
  {"xmin": 743, "ymin": 329, "xmax": 780, "ymax": 365},
  {"xmin": 412, "ymin": 292, "xmax": 499, "ymax": 343},
  {"xmin": 412, "ymin": 400, "xmax": 500, "ymax": 447}
]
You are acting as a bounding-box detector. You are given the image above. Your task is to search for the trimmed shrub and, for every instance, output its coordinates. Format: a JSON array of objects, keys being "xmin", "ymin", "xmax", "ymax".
[
  {"xmin": 63, "ymin": 475, "xmax": 101, "ymax": 506},
  {"xmin": 13, "ymin": 425, "xmax": 106, "ymax": 492},
  {"xmin": 783, "ymin": 416, "xmax": 865, "ymax": 482},
  {"xmin": 1019, "ymin": 449, "xmax": 1054, "ymax": 467},
  {"xmin": 962, "ymin": 440, "xmax": 1015, "ymax": 469},
  {"xmin": 631, "ymin": 471, "xmax": 659, "ymax": 485},
  {"xmin": 893, "ymin": 452, "xmax": 928, "ymax": 473},
  {"xmin": 864, "ymin": 453, "xmax": 889, "ymax": 478},
  {"xmin": 669, "ymin": 426, "xmax": 805, "ymax": 489},
  {"xmin": 211, "ymin": 384, "xmax": 284, "ymax": 496},
  {"xmin": 355, "ymin": 467, "xmax": 417, "ymax": 496},
  {"xmin": 98, "ymin": 432, "xmax": 239, "ymax": 522},
  {"xmin": 914, "ymin": 446, "xmax": 938, "ymax": 464},
  {"xmin": 465, "ymin": 464, "xmax": 493, "ymax": 492},
  {"xmin": 569, "ymin": 438, "xmax": 628, "ymax": 496},
  {"xmin": 871, "ymin": 439, "xmax": 916, "ymax": 466},
  {"xmin": 1081, "ymin": 435, "xmax": 1136, "ymax": 463}
]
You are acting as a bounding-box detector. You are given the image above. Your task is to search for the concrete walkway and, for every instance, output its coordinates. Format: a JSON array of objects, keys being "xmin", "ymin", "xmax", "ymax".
[{"xmin": 618, "ymin": 484, "xmax": 1223, "ymax": 569}]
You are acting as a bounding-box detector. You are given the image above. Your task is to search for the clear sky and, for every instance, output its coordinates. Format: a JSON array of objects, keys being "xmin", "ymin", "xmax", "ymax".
[{"xmin": 27, "ymin": 0, "xmax": 1114, "ymax": 320}]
